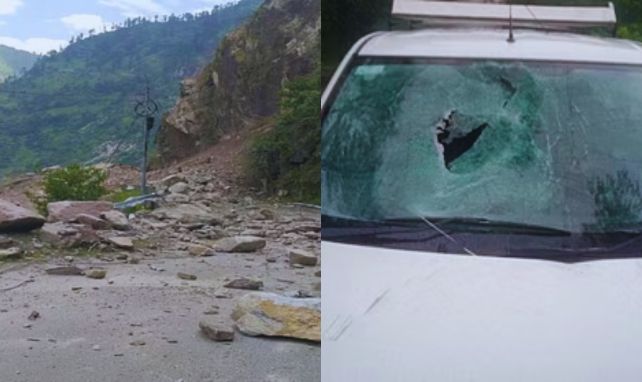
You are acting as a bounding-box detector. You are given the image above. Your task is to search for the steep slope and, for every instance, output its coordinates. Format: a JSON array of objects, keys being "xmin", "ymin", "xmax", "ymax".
[
  {"xmin": 0, "ymin": 0, "xmax": 261, "ymax": 177},
  {"xmin": 157, "ymin": 0, "xmax": 320, "ymax": 162},
  {"xmin": 0, "ymin": 45, "xmax": 38, "ymax": 82}
]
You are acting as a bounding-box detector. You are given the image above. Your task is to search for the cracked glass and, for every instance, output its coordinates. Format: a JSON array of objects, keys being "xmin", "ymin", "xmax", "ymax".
[{"xmin": 322, "ymin": 59, "xmax": 642, "ymax": 234}]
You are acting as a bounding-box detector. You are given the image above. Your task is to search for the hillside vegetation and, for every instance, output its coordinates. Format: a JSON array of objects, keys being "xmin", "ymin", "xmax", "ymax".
[
  {"xmin": 0, "ymin": 0, "xmax": 261, "ymax": 177},
  {"xmin": 247, "ymin": 66, "xmax": 320, "ymax": 203},
  {"xmin": 0, "ymin": 45, "xmax": 38, "ymax": 82}
]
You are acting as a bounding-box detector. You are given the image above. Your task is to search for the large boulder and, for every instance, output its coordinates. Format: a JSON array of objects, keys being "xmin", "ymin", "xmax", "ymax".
[
  {"xmin": 289, "ymin": 249, "xmax": 318, "ymax": 266},
  {"xmin": 47, "ymin": 201, "xmax": 113, "ymax": 222},
  {"xmin": 215, "ymin": 236, "xmax": 266, "ymax": 253},
  {"xmin": 232, "ymin": 292, "xmax": 321, "ymax": 342},
  {"xmin": 151, "ymin": 204, "xmax": 222, "ymax": 225},
  {"xmin": 105, "ymin": 236, "xmax": 135, "ymax": 250},
  {"xmin": 40, "ymin": 222, "xmax": 100, "ymax": 248},
  {"xmin": 100, "ymin": 210, "xmax": 130, "ymax": 231},
  {"xmin": 0, "ymin": 200, "xmax": 45, "ymax": 233}
]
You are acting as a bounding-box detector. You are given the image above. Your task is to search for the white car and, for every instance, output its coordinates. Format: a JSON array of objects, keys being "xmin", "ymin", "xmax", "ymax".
[{"xmin": 321, "ymin": 1, "xmax": 642, "ymax": 381}]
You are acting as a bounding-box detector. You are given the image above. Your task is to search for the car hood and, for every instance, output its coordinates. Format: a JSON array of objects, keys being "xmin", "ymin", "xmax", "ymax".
[{"xmin": 322, "ymin": 241, "xmax": 642, "ymax": 382}]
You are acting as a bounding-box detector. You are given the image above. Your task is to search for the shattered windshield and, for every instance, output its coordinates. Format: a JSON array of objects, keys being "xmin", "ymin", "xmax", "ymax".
[{"xmin": 322, "ymin": 58, "xmax": 642, "ymax": 247}]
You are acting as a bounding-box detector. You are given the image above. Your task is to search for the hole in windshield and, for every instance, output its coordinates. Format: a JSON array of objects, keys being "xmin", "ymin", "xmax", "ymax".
[{"xmin": 435, "ymin": 110, "xmax": 490, "ymax": 170}]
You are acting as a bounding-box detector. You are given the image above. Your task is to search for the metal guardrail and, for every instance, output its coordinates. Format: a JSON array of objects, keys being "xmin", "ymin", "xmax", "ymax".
[{"xmin": 114, "ymin": 193, "xmax": 160, "ymax": 210}]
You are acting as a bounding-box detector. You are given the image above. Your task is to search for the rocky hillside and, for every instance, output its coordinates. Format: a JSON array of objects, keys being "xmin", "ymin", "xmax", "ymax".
[
  {"xmin": 158, "ymin": 0, "xmax": 320, "ymax": 163},
  {"xmin": 0, "ymin": 45, "xmax": 38, "ymax": 82}
]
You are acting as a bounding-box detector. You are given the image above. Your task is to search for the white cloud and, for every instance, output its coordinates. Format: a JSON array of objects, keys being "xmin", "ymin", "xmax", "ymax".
[
  {"xmin": 0, "ymin": 36, "xmax": 66, "ymax": 54},
  {"xmin": 99, "ymin": 0, "xmax": 169, "ymax": 17},
  {"xmin": 61, "ymin": 14, "xmax": 105, "ymax": 32},
  {"xmin": 0, "ymin": 0, "xmax": 23, "ymax": 15}
]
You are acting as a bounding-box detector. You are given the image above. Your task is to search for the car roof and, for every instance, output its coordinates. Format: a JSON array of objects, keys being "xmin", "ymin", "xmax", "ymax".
[{"xmin": 358, "ymin": 29, "xmax": 642, "ymax": 65}]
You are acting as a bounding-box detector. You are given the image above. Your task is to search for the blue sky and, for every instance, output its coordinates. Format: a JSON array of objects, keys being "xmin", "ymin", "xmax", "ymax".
[{"xmin": 0, "ymin": 0, "xmax": 233, "ymax": 54}]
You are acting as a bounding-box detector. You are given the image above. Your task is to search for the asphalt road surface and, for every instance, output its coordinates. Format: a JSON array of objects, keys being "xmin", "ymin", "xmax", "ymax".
[{"xmin": 0, "ymin": 255, "xmax": 320, "ymax": 382}]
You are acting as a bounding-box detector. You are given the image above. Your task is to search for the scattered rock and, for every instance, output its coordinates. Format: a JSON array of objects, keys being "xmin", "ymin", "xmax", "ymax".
[
  {"xmin": 0, "ymin": 200, "xmax": 45, "ymax": 233},
  {"xmin": 259, "ymin": 209, "xmax": 275, "ymax": 220},
  {"xmin": 47, "ymin": 201, "xmax": 112, "ymax": 223},
  {"xmin": 27, "ymin": 311, "xmax": 40, "ymax": 321},
  {"xmin": 165, "ymin": 193, "xmax": 190, "ymax": 204},
  {"xmin": 177, "ymin": 272, "xmax": 197, "ymax": 281},
  {"xmin": 100, "ymin": 210, "xmax": 131, "ymax": 231},
  {"xmin": 148, "ymin": 264, "xmax": 165, "ymax": 272},
  {"xmin": 0, "ymin": 235, "xmax": 17, "ymax": 249},
  {"xmin": 92, "ymin": 345, "xmax": 101, "ymax": 351},
  {"xmin": 187, "ymin": 243, "xmax": 214, "ymax": 257},
  {"xmin": 288, "ymin": 249, "xmax": 318, "ymax": 266},
  {"xmin": 224, "ymin": 278, "xmax": 263, "ymax": 291},
  {"xmin": 45, "ymin": 266, "xmax": 84, "ymax": 276},
  {"xmin": 74, "ymin": 214, "xmax": 110, "ymax": 230},
  {"xmin": 158, "ymin": 174, "xmax": 187, "ymax": 188},
  {"xmin": 85, "ymin": 268, "xmax": 107, "ymax": 279},
  {"xmin": 40, "ymin": 222, "xmax": 100, "ymax": 247},
  {"xmin": 151, "ymin": 204, "xmax": 222, "ymax": 225},
  {"xmin": 129, "ymin": 340, "xmax": 146, "ymax": 346},
  {"xmin": 0, "ymin": 247, "xmax": 23, "ymax": 260},
  {"xmin": 169, "ymin": 182, "xmax": 189, "ymax": 194},
  {"xmin": 199, "ymin": 320, "xmax": 235, "ymax": 342},
  {"xmin": 215, "ymin": 236, "xmax": 266, "ymax": 253},
  {"xmin": 107, "ymin": 236, "xmax": 134, "ymax": 250},
  {"xmin": 232, "ymin": 292, "xmax": 321, "ymax": 342},
  {"xmin": 40, "ymin": 222, "xmax": 77, "ymax": 243}
]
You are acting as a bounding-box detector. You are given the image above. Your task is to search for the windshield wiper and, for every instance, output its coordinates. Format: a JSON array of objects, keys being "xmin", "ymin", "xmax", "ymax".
[
  {"xmin": 386, "ymin": 217, "xmax": 573, "ymax": 236},
  {"xmin": 414, "ymin": 215, "xmax": 477, "ymax": 256}
]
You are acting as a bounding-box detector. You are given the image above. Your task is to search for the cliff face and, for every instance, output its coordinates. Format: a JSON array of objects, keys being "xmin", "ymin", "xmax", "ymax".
[{"xmin": 158, "ymin": 0, "xmax": 320, "ymax": 163}]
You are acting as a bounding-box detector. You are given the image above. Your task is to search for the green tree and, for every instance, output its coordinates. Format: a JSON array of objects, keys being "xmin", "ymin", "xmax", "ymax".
[
  {"xmin": 248, "ymin": 66, "xmax": 321, "ymax": 203},
  {"xmin": 43, "ymin": 164, "xmax": 108, "ymax": 202}
]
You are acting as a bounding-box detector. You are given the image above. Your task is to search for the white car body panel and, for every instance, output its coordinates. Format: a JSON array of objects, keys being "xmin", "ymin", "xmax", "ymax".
[
  {"xmin": 322, "ymin": 241, "xmax": 642, "ymax": 381},
  {"xmin": 392, "ymin": 1, "xmax": 616, "ymax": 31},
  {"xmin": 361, "ymin": 29, "xmax": 642, "ymax": 64}
]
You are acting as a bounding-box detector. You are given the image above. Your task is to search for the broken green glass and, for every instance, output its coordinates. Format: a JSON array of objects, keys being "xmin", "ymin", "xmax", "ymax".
[{"xmin": 322, "ymin": 59, "xmax": 642, "ymax": 233}]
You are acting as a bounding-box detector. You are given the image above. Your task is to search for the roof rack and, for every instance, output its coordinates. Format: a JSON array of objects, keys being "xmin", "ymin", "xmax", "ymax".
[{"xmin": 391, "ymin": 1, "xmax": 617, "ymax": 34}]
